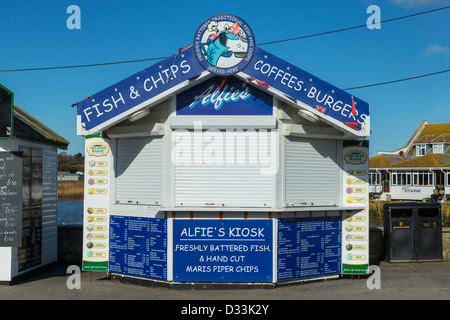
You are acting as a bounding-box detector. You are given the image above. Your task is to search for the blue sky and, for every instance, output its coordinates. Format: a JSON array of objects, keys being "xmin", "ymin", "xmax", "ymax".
[{"xmin": 1, "ymin": 0, "xmax": 449, "ymax": 157}]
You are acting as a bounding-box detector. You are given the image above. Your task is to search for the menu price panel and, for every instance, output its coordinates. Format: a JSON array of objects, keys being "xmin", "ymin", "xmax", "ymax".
[
  {"xmin": 82, "ymin": 137, "xmax": 111, "ymax": 271},
  {"xmin": 0, "ymin": 151, "xmax": 22, "ymax": 247},
  {"xmin": 341, "ymin": 140, "xmax": 369, "ymax": 274},
  {"xmin": 277, "ymin": 216, "xmax": 341, "ymax": 281},
  {"xmin": 109, "ymin": 215, "xmax": 167, "ymax": 280}
]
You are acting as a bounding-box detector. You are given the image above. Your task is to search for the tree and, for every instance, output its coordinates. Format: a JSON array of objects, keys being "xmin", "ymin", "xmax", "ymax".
[{"xmin": 58, "ymin": 152, "xmax": 84, "ymax": 173}]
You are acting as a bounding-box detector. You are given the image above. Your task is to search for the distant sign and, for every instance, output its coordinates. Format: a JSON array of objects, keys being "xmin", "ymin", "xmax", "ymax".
[
  {"xmin": 173, "ymin": 219, "xmax": 273, "ymax": 282},
  {"xmin": 0, "ymin": 85, "xmax": 13, "ymax": 139},
  {"xmin": 0, "ymin": 151, "xmax": 23, "ymax": 247}
]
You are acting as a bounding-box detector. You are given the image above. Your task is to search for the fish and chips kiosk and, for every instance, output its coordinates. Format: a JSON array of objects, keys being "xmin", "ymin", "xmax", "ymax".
[
  {"xmin": 77, "ymin": 14, "xmax": 371, "ymax": 285},
  {"xmin": 0, "ymin": 84, "xmax": 69, "ymax": 283}
]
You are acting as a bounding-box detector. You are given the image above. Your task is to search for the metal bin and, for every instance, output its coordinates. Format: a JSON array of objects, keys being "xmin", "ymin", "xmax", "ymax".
[{"xmin": 383, "ymin": 202, "xmax": 442, "ymax": 262}]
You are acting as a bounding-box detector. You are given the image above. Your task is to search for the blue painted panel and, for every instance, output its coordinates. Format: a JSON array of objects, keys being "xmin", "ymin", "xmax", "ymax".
[
  {"xmin": 173, "ymin": 219, "xmax": 273, "ymax": 282},
  {"xmin": 77, "ymin": 47, "xmax": 204, "ymax": 131},
  {"xmin": 77, "ymin": 46, "xmax": 369, "ymax": 132},
  {"xmin": 109, "ymin": 215, "xmax": 167, "ymax": 280},
  {"xmin": 243, "ymin": 47, "xmax": 369, "ymax": 130},
  {"xmin": 177, "ymin": 76, "xmax": 273, "ymax": 115},
  {"xmin": 277, "ymin": 216, "xmax": 341, "ymax": 281}
]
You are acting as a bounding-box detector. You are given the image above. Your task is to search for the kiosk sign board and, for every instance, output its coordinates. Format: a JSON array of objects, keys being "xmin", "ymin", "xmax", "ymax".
[
  {"xmin": 176, "ymin": 76, "xmax": 273, "ymax": 116},
  {"xmin": 77, "ymin": 48, "xmax": 204, "ymax": 133},
  {"xmin": 243, "ymin": 48, "xmax": 369, "ymax": 132},
  {"xmin": 173, "ymin": 219, "xmax": 273, "ymax": 282},
  {"xmin": 77, "ymin": 16, "xmax": 369, "ymax": 137}
]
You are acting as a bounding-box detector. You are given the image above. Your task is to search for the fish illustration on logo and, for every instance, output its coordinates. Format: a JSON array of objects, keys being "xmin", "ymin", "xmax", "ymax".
[
  {"xmin": 194, "ymin": 14, "xmax": 255, "ymax": 76},
  {"xmin": 201, "ymin": 21, "xmax": 247, "ymax": 66}
]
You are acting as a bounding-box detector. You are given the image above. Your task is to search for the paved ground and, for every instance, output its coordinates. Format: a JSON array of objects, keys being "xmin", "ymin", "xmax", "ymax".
[{"xmin": 0, "ymin": 261, "xmax": 449, "ymax": 301}]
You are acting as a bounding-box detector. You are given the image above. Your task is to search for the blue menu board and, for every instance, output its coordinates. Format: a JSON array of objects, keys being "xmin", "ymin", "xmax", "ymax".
[
  {"xmin": 277, "ymin": 216, "xmax": 341, "ymax": 281},
  {"xmin": 109, "ymin": 215, "xmax": 167, "ymax": 280},
  {"xmin": 173, "ymin": 219, "xmax": 273, "ymax": 282}
]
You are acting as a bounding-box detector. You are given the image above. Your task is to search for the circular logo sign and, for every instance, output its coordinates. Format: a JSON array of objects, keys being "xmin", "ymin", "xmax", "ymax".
[{"xmin": 194, "ymin": 14, "xmax": 255, "ymax": 76}]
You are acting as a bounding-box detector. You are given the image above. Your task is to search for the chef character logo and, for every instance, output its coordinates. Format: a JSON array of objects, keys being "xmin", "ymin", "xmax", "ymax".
[{"xmin": 194, "ymin": 14, "xmax": 255, "ymax": 75}]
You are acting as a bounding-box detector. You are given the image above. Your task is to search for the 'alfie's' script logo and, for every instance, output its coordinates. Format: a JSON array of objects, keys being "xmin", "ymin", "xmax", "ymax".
[
  {"xmin": 189, "ymin": 82, "xmax": 252, "ymax": 111},
  {"xmin": 176, "ymin": 76, "xmax": 273, "ymax": 116}
]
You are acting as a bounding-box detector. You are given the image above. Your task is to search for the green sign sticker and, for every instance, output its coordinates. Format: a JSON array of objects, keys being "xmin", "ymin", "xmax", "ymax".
[{"xmin": 0, "ymin": 84, "xmax": 13, "ymax": 139}]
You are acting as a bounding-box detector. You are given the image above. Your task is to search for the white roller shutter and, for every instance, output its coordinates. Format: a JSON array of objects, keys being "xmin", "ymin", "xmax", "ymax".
[
  {"xmin": 173, "ymin": 130, "xmax": 275, "ymax": 207},
  {"xmin": 285, "ymin": 137, "xmax": 338, "ymax": 206},
  {"xmin": 115, "ymin": 136, "xmax": 163, "ymax": 205}
]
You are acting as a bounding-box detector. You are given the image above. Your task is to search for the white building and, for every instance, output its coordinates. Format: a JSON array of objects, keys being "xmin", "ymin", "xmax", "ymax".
[
  {"xmin": 57, "ymin": 171, "xmax": 84, "ymax": 181},
  {"xmin": 369, "ymin": 120, "xmax": 450, "ymax": 201},
  {"xmin": 0, "ymin": 104, "xmax": 68, "ymax": 283}
]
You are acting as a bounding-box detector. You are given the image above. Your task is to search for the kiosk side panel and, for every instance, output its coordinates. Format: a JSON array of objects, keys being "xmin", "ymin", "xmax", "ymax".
[
  {"xmin": 82, "ymin": 137, "xmax": 112, "ymax": 271},
  {"xmin": 341, "ymin": 140, "xmax": 369, "ymax": 274}
]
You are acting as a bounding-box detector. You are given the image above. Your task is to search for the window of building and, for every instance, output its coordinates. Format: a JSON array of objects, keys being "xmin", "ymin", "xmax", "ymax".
[
  {"xmin": 391, "ymin": 170, "xmax": 411, "ymax": 186},
  {"xmin": 369, "ymin": 172, "xmax": 380, "ymax": 185},
  {"xmin": 413, "ymin": 170, "xmax": 433, "ymax": 186},
  {"xmin": 415, "ymin": 144, "xmax": 427, "ymax": 156},
  {"xmin": 432, "ymin": 143, "xmax": 444, "ymax": 154}
]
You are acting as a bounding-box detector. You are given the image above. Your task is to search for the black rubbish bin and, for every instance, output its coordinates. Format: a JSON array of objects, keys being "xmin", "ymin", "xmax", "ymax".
[{"xmin": 383, "ymin": 202, "xmax": 442, "ymax": 262}]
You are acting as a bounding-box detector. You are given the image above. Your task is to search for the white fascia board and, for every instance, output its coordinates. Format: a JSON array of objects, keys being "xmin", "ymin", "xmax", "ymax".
[
  {"xmin": 171, "ymin": 116, "xmax": 277, "ymax": 129},
  {"xmin": 108, "ymin": 122, "xmax": 166, "ymax": 138},
  {"xmin": 284, "ymin": 123, "xmax": 345, "ymax": 140},
  {"xmin": 159, "ymin": 206, "xmax": 366, "ymax": 212}
]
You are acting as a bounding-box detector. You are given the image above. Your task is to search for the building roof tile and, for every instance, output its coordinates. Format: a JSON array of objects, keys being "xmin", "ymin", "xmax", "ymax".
[
  {"xmin": 389, "ymin": 153, "xmax": 450, "ymax": 168},
  {"xmin": 415, "ymin": 123, "xmax": 450, "ymax": 143},
  {"xmin": 13, "ymin": 105, "xmax": 69, "ymax": 149}
]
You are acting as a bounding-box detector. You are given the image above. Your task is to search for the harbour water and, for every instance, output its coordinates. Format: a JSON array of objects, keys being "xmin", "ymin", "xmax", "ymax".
[{"xmin": 57, "ymin": 200, "xmax": 83, "ymax": 226}]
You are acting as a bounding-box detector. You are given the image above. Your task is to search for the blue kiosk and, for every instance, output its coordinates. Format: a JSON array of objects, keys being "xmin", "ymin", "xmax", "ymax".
[{"xmin": 77, "ymin": 14, "xmax": 370, "ymax": 286}]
